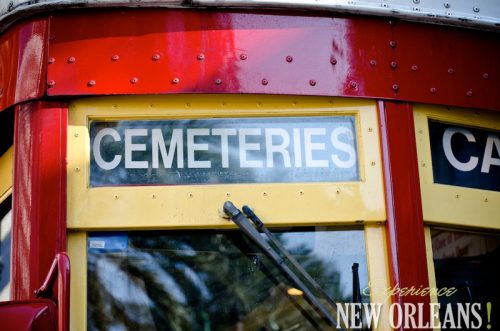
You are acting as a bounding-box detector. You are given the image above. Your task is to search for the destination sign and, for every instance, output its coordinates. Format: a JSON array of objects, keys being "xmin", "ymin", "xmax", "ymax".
[
  {"xmin": 89, "ymin": 116, "xmax": 359, "ymax": 186},
  {"xmin": 429, "ymin": 120, "xmax": 500, "ymax": 191}
]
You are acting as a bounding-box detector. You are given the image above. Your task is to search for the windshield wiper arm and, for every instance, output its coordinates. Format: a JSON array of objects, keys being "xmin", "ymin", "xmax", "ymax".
[{"xmin": 223, "ymin": 201, "xmax": 343, "ymax": 330}]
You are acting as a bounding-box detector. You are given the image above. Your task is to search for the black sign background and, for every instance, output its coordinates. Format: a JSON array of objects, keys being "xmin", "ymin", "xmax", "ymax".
[
  {"xmin": 429, "ymin": 120, "xmax": 500, "ymax": 192},
  {"xmin": 90, "ymin": 116, "xmax": 359, "ymax": 186}
]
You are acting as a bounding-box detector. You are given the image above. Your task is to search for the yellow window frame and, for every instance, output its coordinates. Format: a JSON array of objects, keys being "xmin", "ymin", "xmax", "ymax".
[
  {"xmin": 67, "ymin": 95, "xmax": 391, "ymax": 330},
  {"xmin": 0, "ymin": 146, "xmax": 13, "ymax": 204},
  {"xmin": 414, "ymin": 104, "xmax": 500, "ymax": 230},
  {"xmin": 67, "ymin": 95, "xmax": 386, "ymax": 229}
]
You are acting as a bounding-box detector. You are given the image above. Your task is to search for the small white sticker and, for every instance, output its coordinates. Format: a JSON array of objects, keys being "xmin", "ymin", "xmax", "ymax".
[{"xmin": 89, "ymin": 240, "xmax": 106, "ymax": 249}]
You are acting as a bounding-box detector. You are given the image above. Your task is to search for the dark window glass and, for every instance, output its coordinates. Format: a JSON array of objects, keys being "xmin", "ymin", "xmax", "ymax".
[
  {"xmin": 432, "ymin": 229, "xmax": 499, "ymax": 330},
  {"xmin": 87, "ymin": 228, "xmax": 369, "ymax": 331},
  {"xmin": 0, "ymin": 195, "xmax": 12, "ymax": 301}
]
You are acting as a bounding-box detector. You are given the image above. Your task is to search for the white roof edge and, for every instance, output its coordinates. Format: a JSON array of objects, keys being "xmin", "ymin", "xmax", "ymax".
[{"xmin": 1, "ymin": 0, "xmax": 499, "ymax": 33}]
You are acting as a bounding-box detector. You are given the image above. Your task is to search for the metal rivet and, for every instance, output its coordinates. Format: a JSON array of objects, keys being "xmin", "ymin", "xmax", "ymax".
[
  {"xmin": 185, "ymin": 102, "xmax": 191, "ymax": 107},
  {"xmin": 455, "ymin": 194, "xmax": 460, "ymax": 199},
  {"xmin": 188, "ymin": 193, "xmax": 194, "ymax": 198},
  {"xmin": 152, "ymin": 194, "xmax": 157, "ymax": 199},
  {"xmin": 263, "ymin": 192, "xmax": 268, "ymax": 197},
  {"xmin": 67, "ymin": 56, "xmax": 75, "ymax": 64},
  {"xmin": 473, "ymin": 6, "xmax": 480, "ymax": 13},
  {"xmin": 447, "ymin": 68, "xmax": 455, "ymax": 75},
  {"xmin": 444, "ymin": 2, "xmax": 450, "ymax": 8},
  {"xmin": 411, "ymin": 64, "xmax": 418, "ymax": 71},
  {"xmin": 350, "ymin": 81, "xmax": 358, "ymax": 88},
  {"xmin": 466, "ymin": 90, "xmax": 473, "ymax": 97},
  {"xmin": 130, "ymin": 77, "xmax": 139, "ymax": 84},
  {"xmin": 221, "ymin": 102, "xmax": 227, "ymax": 107},
  {"xmin": 49, "ymin": 34, "xmax": 55, "ymax": 40},
  {"xmin": 152, "ymin": 54, "xmax": 161, "ymax": 61},
  {"xmin": 413, "ymin": 0, "xmax": 420, "ymax": 3},
  {"xmin": 261, "ymin": 78, "xmax": 269, "ymax": 86},
  {"xmin": 75, "ymin": 167, "xmax": 80, "ymax": 172},
  {"xmin": 226, "ymin": 192, "xmax": 231, "ymax": 197},
  {"xmin": 48, "ymin": 57, "xmax": 55, "ymax": 64},
  {"xmin": 240, "ymin": 54, "xmax": 247, "ymax": 60},
  {"xmin": 368, "ymin": 127, "xmax": 373, "ymax": 132},
  {"xmin": 336, "ymin": 188, "xmax": 340, "ymax": 194},
  {"xmin": 87, "ymin": 80, "xmax": 96, "ymax": 87},
  {"xmin": 389, "ymin": 40, "xmax": 397, "ymax": 48},
  {"xmin": 383, "ymin": 3, "xmax": 388, "ymax": 8},
  {"xmin": 309, "ymin": 80, "xmax": 316, "ymax": 86},
  {"xmin": 371, "ymin": 161, "xmax": 376, "ymax": 166},
  {"xmin": 286, "ymin": 56, "xmax": 293, "ymax": 63},
  {"xmin": 215, "ymin": 79, "xmax": 222, "ymax": 85},
  {"xmin": 114, "ymin": 195, "xmax": 119, "ymax": 200},
  {"xmin": 483, "ymin": 73, "xmax": 489, "ymax": 79},
  {"xmin": 430, "ymin": 87, "xmax": 437, "ymax": 94},
  {"xmin": 484, "ymin": 198, "xmax": 488, "ymax": 202},
  {"xmin": 111, "ymin": 54, "xmax": 119, "ymax": 61},
  {"xmin": 48, "ymin": 80, "xmax": 56, "ymax": 87},
  {"xmin": 330, "ymin": 58, "xmax": 337, "ymax": 65},
  {"xmin": 299, "ymin": 190, "xmax": 304, "ymax": 196},
  {"xmin": 392, "ymin": 84, "xmax": 399, "ymax": 91},
  {"xmin": 418, "ymin": 130, "xmax": 423, "ymax": 134},
  {"xmin": 422, "ymin": 163, "xmax": 426, "ymax": 167},
  {"xmin": 172, "ymin": 77, "xmax": 180, "ymax": 84},
  {"xmin": 370, "ymin": 60, "xmax": 376, "ymax": 66},
  {"xmin": 390, "ymin": 61, "xmax": 398, "ymax": 69},
  {"xmin": 197, "ymin": 53, "xmax": 205, "ymax": 61},
  {"xmin": 74, "ymin": 132, "xmax": 79, "ymax": 137}
]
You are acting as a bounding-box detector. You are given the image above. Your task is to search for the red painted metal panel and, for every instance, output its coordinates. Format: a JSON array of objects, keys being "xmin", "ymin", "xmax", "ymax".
[
  {"xmin": 46, "ymin": 9, "xmax": 500, "ymax": 111},
  {"xmin": 11, "ymin": 102, "xmax": 67, "ymax": 301},
  {"xmin": 0, "ymin": 19, "xmax": 48, "ymax": 111},
  {"xmin": 0, "ymin": 299, "xmax": 56, "ymax": 331},
  {"xmin": 379, "ymin": 101, "xmax": 430, "ymax": 330}
]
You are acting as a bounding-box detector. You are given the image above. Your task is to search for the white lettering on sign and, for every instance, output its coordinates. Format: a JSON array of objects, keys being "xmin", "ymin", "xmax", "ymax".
[
  {"xmin": 93, "ymin": 128, "xmax": 122, "ymax": 170},
  {"xmin": 443, "ymin": 128, "xmax": 500, "ymax": 173},
  {"xmin": 92, "ymin": 126, "xmax": 357, "ymax": 171}
]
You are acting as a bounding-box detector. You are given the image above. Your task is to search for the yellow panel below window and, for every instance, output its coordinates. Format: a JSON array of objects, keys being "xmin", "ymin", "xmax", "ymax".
[
  {"xmin": 0, "ymin": 146, "xmax": 13, "ymax": 203},
  {"xmin": 67, "ymin": 95, "xmax": 385, "ymax": 229}
]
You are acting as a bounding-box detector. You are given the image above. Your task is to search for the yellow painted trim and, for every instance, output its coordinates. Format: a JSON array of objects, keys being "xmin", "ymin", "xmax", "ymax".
[
  {"xmin": 414, "ymin": 105, "xmax": 500, "ymax": 229},
  {"xmin": 424, "ymin": 226, "xmax": 441, "ymax": 331},
  {"xmin": 67, "ymin": 95, "xmax": 386, "ymax": 229},
  {"xmin": 68, "ymin": 232, "xmax": 87, "ymax": 331},
  {"xmin": 0, "ymin": 146, "xmax": 13, "ymax": 202},
  {"xmin": 364, "ymin": 225, "xmax": 393, "ymax": 331}
]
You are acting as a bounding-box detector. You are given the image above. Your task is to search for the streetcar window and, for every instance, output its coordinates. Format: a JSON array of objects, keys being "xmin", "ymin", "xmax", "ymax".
[
  {"xmin": 87, "ymin": 228, "xmax": 369, "ymax": 331},
  {"xmin": 0, "ymin": 195, "xmax": 11, "ymax": 301},
  {"xmin": 431, "ymin": 229, "xmax": 499, "ymax": 329}
]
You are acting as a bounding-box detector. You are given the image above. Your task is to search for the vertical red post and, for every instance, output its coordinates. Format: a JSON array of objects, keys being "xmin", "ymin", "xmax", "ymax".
[
  {"xmin": 379, "ymin": 101, "xmax": 431, "ymax": 330},
  {"xmin": 11, "ymin": 101, "xmax": 67, "ymax": 300}
]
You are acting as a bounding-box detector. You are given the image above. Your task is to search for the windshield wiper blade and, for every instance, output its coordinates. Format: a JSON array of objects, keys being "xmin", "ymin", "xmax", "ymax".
[
  {"xmin": 223, "ymin": 201, "xmax": 344, "ymax": 330},
  {"xmin": 242, "ymin": 205, "xmax": 340, "ymax": 310}
]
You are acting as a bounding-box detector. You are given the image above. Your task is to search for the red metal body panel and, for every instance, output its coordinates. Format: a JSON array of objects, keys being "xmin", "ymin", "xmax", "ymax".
[
  {"xmin": 379, "ymin": 101, "xmax": 430, "ymax": 330},
  {"xmin": 0, "ymin": 299, "xmax": 56, "ymax": 331},
  {"xmin": 11, "ymin": 102, "xmax": 67, "ymax": 300},
  {"xmin": 45, "ymin": 9, "xmax": 500, "ymax": 111},
  {"xmin": 35, "ymin": 253, "xmax": 70, "ymax": 331},
  {"xmin": 0, "ymin": 19, "xmax": 48, "ymax": 111}
]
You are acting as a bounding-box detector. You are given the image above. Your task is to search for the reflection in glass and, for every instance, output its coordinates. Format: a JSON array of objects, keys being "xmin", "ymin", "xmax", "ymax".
[
  {"xmin": 88, "ymin": 228, "xmax": 369, "ymax": 330},
  {"xmin": 431, "ymin": 229, "xmax": 499, "ymax": 330}
]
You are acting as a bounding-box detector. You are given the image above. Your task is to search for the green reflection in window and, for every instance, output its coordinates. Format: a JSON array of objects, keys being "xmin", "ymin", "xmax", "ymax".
[{"xmin": 87, "ymin": 228, "xmax": 369, "ymax": 331}]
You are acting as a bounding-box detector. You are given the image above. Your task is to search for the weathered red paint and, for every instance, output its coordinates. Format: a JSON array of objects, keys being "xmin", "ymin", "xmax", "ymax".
[
  {"xmin": 0, "ymin": 18, "xmax": 48, "ymax": 111},
  {"xmin": 0, "ymin": 299, "xmax": 56, "ymax": 331},
  {"xmin": 45, "ymin": 9, "xmax": 500, "ymax": 111},
  {"xmin": 379, "ymin": 101, "xmax": 430, "ymax": 330},
  {"xmin": 11, "ymin": 102, "xmax": 67, "ymax": 301}
]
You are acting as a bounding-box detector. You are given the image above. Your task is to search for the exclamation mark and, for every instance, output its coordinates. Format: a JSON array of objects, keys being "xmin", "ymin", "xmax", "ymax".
[{"xmin": 487, "ymin": 302, "xmax": 492, "ymax": 330}]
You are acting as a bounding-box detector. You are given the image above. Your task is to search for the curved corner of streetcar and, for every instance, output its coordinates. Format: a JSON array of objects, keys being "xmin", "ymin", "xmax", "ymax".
[{"xmin": 0, "ymin": 1, "xmax": 499, "ymax": 330}]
